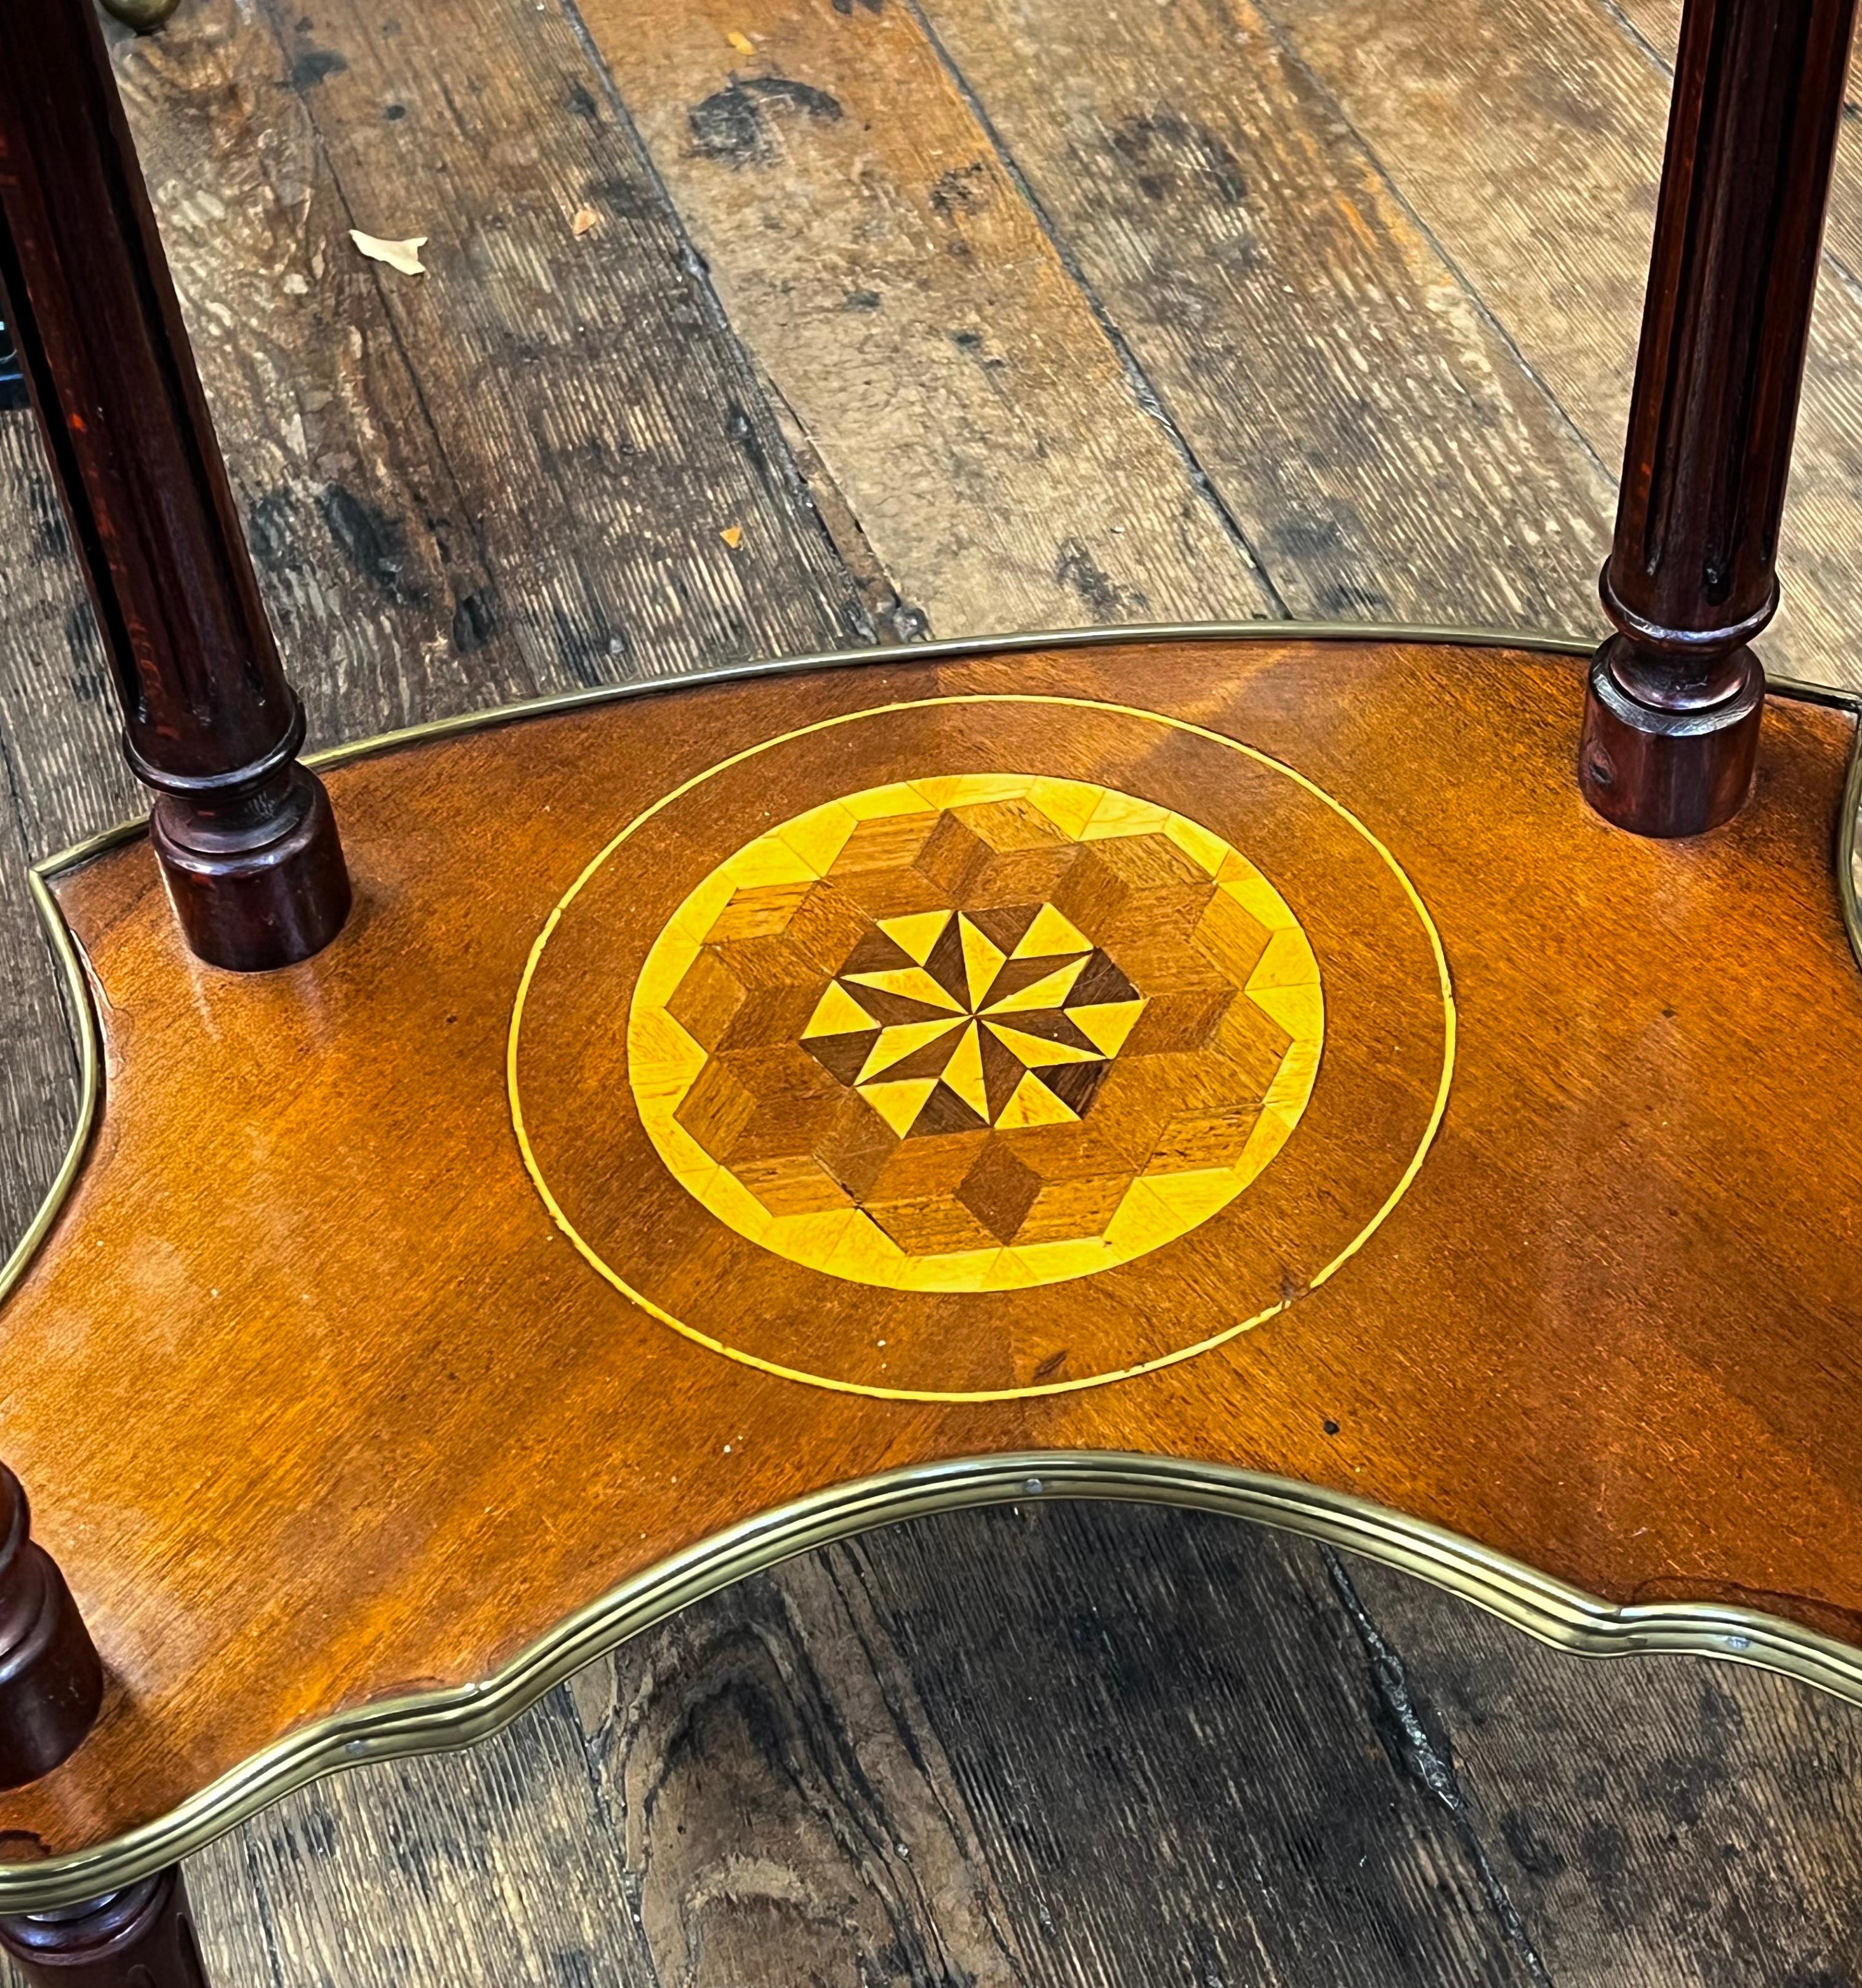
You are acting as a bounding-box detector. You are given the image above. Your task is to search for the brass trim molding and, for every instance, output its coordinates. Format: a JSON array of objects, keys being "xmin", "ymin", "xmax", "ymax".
[
  {"xmin": 3, "ymin": 620, "xmax": 1860, "ymax": 1910},
  {"xmin": 1837, "ymin": 709, "xmax": 1862, "ymax": 974},
  {"xmin": 4, "ymin": 1450, "xmax": 1862, "ymax": 1911},
  {"xmin": 0, "ymin": 868, "xmax": 105, "ymax": 1320}
]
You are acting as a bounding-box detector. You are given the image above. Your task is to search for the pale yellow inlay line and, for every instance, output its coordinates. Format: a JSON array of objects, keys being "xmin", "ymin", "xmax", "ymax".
[{"xmin": 509, "ymin": 693, "xmax": 1456, "ymax": 1404}]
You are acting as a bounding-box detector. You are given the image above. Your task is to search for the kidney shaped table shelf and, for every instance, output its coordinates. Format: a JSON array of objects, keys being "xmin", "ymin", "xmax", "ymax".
[{"xmin": 3, "ymin": 625, "xmax": 1861, "ymax": 1909}]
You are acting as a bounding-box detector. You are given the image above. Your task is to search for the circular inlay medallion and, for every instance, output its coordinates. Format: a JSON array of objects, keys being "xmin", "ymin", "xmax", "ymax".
[
  {"xmin": 626, "ymin": 775, "xmax": 1323, "ymax": 1292},
  {"xmin": 510, "ymin": 692, "xmax": 1453, "ymax": 1401}
]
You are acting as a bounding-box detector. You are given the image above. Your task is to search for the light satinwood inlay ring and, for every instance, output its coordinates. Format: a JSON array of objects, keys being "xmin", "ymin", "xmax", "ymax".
[{"xmin": 510, "ymin": 695, "xmax": 1454, "ymax": 1399}]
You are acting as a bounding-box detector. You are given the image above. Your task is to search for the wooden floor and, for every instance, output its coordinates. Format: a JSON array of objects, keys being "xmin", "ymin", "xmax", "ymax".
[{"xmin": 2, "ymin": 0, "xmax": 1861, "ymax": 1977}]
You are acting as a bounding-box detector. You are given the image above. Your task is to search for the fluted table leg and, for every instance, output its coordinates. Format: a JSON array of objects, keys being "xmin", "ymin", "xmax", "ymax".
[{"xmin": 1580, "ymin": 0, "xmax": 1860, "ymax": 835}]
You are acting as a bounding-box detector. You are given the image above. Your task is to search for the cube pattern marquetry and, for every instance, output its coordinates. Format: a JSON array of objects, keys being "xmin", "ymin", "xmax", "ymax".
[{"xmin": 627, "ymin": 775, "xmax": 1323, "ymax": 1292}]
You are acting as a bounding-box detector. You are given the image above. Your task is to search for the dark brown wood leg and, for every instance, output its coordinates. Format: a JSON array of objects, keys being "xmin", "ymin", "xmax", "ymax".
[
  {"xmin": 97, "ymin": 1, "xmax": 183, "ymax": 31},
  {"xmin": 1580, "ymin": 0, "xmax": 1859, "ymax": 836},
  {"xmin": 0, "ymin": 1468, "xmax": 102, "ymax": 1793},
  {"xmin": 0, "ymin": 1870, "xmax": 208, "ymax": 1987},
  {"xmin": 0, "ymin": 0, "xmax": 349, "ymax": 969}
]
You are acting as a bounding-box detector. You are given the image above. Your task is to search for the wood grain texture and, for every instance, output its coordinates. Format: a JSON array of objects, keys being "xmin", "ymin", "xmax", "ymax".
[
  {"xmin": 1, "ymin": 635, "xmax": 1858, "ymax": 1870},
  {"xmin": 124, "ymin": 0, "xmax": 873, "ymax": 710},
  {"xmin": 565, "ymin": 1520, "xmax": 1542, "ymax": 1986},
  {"xmin": 0, "ymin": 0, "xmax": 877, "ymax": 1364},
  {"xmin": 578, "ymin": 0, "xmax": 1280, "ymax": 636},
  {"xmin": 1267, "ymin": 0, "xmax": 1862, "ymax": 686},
  {"xmin": 1611, "ymin": 0, "xmax": 1862, "ymax": 365},
  {"xmin": 907, "ymin": 0, "xmax": 1616, "ymax": 629},
  {"xmin": 0, "ymin": 419, "xmax": 117, "ymax": 1261},
  {"xmin": 1605, "ymin": 0, "xmax": 1860, "ymax": 288},
  {"xmin": 1350, "ymin": 1545, "xmax": 1862, "ymax": 1981},
  {"xmin": 0, "ymin": 0, "xmax": 326, "ymax": 793},
  {"xmin": 0, "ymin": 0, "xmax": 875, "ymax": 867},
  {"xmin": 105, "ymin": 3, "xmax": 540, "ymax": 776},
  {"xmin": 0, "ymin": 0, "xmax": 355, "ymax": 970},
  {"xmin": 843, "ymin": 1509, "xmax": 1862, "ymax": 1987}
]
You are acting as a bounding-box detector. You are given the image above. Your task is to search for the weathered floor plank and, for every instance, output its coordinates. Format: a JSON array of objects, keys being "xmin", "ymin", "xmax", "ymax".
[
  {"xmin": 566, "ymin": 1553, "xmax": 1039, "ymax": 1986},
  {"xmin": 909, "ymin": 0, "xmax": 1615, "ymax": 629},
  {"xmin": 1604, "ymin": 0, "xmax": 1862, "ymax": 346},
  {"xmin": 0, "ymin": 422, "xmax": 99, "ymax": 1260},
  {"xmin": 238, "ymin": 0, "xmax": 875, "ymax": 679},
  {"xmin": 801, "ymin": 1509, "xmax": 1546, "ymax": 1986},
  {"xmin": 1350, "ymin": 1548, "xmax": 1862, "ymax": 1985},
  {"xmin": 49, "ymin": 1509, "xmax": 1861, "ymax": 1987},
  {"xmin": 183, "ymin": 1692, "xmax": 664, "ymax": 1988},
  {"xmin": 576, "ymin": 0, "xmax": 1281, "ymax": 636},
  {"xmin": 137, "ymin": 0, "xmax": 873, "ymax": 733},
  {"xmin": 1265, "ymin": 0, "xmax": 1862, "ymax": 686}
]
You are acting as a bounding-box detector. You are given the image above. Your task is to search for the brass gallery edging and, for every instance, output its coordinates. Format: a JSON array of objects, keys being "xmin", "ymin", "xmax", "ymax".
[
  {"xmin": 3, "ymin": 1450, "xmax": 1862, "ymax": 1912},
  {"xmin": 2, "ymin": 621, "xmax": 1860, "ymax": 1910},
  {"xmin": 1839, "ymin": 699, "xmax": 1862, "ymax": 972},
  {"xmin": 0, "ymin": 865, "xmax": 105, "ymax": 1328}
]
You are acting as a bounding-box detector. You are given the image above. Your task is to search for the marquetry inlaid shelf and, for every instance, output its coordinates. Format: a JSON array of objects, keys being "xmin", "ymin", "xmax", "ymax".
[
  {"xmin": 4, "ymin": 628, "xmax": 1862, "ymax": 1909},
  {"xmin": 514, "ymin": 714, "xmax": 1448, "ymax": 1399}
]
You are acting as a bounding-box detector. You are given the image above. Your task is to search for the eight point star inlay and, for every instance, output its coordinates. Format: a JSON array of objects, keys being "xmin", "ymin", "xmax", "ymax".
[
  {"xmin": 802, "ymin": 904, "xmax": 1147, "ymax": 1139},
  {"xmin": 628, "ymin": 771, "xmax": 1326, "ymax": 1292}
]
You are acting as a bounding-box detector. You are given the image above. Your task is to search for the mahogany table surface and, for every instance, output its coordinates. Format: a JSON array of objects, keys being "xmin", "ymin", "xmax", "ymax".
[{"xmin": 1, "ymin": 629, "xmax": 1858, "ymax": 1902}]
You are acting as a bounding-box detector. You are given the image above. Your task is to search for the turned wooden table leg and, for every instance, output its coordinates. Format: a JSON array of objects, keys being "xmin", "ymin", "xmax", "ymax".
[
  {"xmin": 1580, "ymin": 0, "xmax": 1860, "ymax": 836},
  {"xmin": 97, "ymin": 0, "xmax": 184, "ymax": 31},
  {"xmin": 0, "ymin": 1468, "xmax": 102, "ymax": 1793},
  {"xmin": 0, "ymin": 0, "xmax": 348, "ymax": 969},
  {"xmin": 0, "ymin": 1870, "xmax": 208, "ymax": 1987}
]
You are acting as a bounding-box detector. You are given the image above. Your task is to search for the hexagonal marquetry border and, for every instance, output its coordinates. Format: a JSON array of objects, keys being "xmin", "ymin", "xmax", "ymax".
[{"xmin": 625, "ymin": 773, "xmax": 1323, "ymax": 1291}]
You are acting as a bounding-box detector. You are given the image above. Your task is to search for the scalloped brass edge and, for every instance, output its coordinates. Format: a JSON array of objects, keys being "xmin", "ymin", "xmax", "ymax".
[
  {"xmin": 4, "ymin": 1450, "xmax": 1862, "ymax": 1912},
  {"xmin": 1837, "ymin": 708, "xmax": 1862, "ymax": 974},
  {"xmin": 3, "ymin": 620, "xmax": 1859, "ymax": 1910},
  {"xmin": 0, "ymin": 868, "xmax": 106, "ymax": 1325}
]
